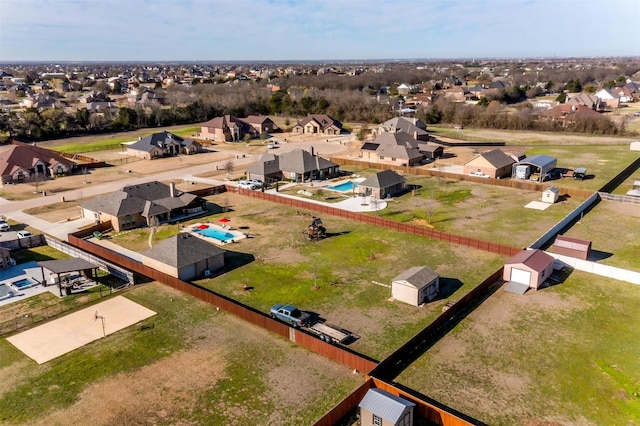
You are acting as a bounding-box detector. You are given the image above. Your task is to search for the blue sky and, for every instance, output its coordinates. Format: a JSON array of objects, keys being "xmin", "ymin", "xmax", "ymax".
[{"xmin": 1, "ymin": 0, "xmax": 639, "ymax": 62}]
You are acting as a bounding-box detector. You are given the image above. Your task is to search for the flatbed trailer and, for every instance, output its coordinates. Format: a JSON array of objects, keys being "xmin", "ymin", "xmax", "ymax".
[{"xmin": 309, "ymin": 322, "xmax": 351, "ymax": 344}]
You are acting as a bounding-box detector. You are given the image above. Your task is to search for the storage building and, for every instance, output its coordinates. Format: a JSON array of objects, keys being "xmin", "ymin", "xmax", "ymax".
[
  {"xmin": 553, "ymin": 235, "xmax": 591, "ymax": 260},
  {"xmin": 541, "ymin": 186, "xmax": 559, "ymax": 203},
  {"xmin": 359, "ymin": 388, "xmax": 415, "ymax": 426},
  {"xmin": 142, "ymin": 233, "xmax": 224, "ymax": 281},
  {"xmin": 512, "ymin": 154, "xmax": 557, "ymax": 182},
  {"xmin": 503, "ymin": 249, "xmax": 554, "ymax": 293},
  {"xmin": 391, "ymin": 266, "xmax": 439, "ymax": 306}
]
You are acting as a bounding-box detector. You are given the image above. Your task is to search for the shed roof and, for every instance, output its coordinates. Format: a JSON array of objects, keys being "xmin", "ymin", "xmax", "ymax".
[
  {"xmin": 554, "ymin": 235, "xmax": 591, "ymax": 252},
  {"xmin": 143, "ymin": 233, "xmax": 224, "ymax": 269},
  {"xmin": 358, "ymin": 388, "xmax": 415, "ymax": 423},
  {"xmin": 544, "ymin": 186, "xmax": 560, "ymax": 194},
  {"xmin": 38, "ymin": 258, "xmax": 100, "ymax": 274},
  {"xmin": 359, "ymin": 170, "xmax": 405, "ymax": 190},
  {"xmin": 505, "ymin": 249, "xmax": 554, "ymax": 272},
  {"xmin": 517, "ymin": 154, "xmax": 557, "ymax": 169},
  {"xmin": 392, "ymin": 266, "xmax": 439, "ymax": 288},
  {"xmin": 143, "ymin": 232, "xmax": 224, "ymax": 269}
]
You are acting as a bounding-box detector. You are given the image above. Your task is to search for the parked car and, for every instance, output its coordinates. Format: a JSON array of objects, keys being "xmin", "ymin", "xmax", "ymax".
[
  {"xmin": 270, "ymin": 304, "xmax": 312, "ymax": 328},
  {"xmin": 0, "ymin": 221, "xmax": 10, "ymax": 232},
  {"xmin": 249, "ymin": 179, "xmax": 264, "ymax": 188},
  {"xmin": 469, "ymin": 171, "xmax": 490, "ymax": 178},
  {"xmin": 237, "ymin": 180, "xmax": 259, "ymax": 190},
  {"xmin": 17, "ymin": 231, "xmax": 32, "ymax": 238}
]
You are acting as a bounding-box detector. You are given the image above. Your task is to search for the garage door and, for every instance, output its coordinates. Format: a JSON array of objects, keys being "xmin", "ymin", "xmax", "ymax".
[{"xmin": 510, "ymin": 268, "xmax": 531, "ymax": 285}]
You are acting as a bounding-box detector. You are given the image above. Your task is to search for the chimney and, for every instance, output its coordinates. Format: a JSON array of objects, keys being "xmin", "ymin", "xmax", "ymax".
[{"xmin": 170, "ymin": 181, "xmax": 176, "ymax": 197}]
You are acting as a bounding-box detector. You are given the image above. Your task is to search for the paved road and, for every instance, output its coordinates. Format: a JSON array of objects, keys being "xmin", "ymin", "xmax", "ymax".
[{"xmin": 0, "ymin": 138, "xmax": 351, "ymax": 237}]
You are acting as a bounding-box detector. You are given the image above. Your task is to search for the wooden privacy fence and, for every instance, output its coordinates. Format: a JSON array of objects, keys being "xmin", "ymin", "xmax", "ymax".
[
  {"xmin": 229, "ymin": 186, "xmax": 521, "ymax": 257},
  {"xmin": 330, "ymin": 157, "xmax": 595, "ymax": 199},
  {"xmin": 369, "ymin": 268, "xmax": 504, "ymax": 382},
  {"xmin": 67, "ymin": 232, "xmax": 378, "ymax": 375}
]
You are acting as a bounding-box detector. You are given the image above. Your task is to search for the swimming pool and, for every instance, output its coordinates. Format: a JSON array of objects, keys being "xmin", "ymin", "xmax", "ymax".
[
  {"xmin": 12, "ymin": 278, "xmax": 37, "ymax": 290},
  {"xmin": 194, "ymin": 227, "xmax": 235, "ymax": 242},
  {"xmin": 329, "ymin": 181, "xmax": 359, "ymax": 192}
]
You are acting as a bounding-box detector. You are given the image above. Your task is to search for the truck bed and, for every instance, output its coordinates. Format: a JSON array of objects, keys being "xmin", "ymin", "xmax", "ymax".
[{"xmin": 309, "ymin": 322, "xmax": 350, "ymax": 343}]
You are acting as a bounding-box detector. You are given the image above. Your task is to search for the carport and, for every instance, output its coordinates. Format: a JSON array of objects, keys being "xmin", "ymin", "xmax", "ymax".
[
  {"xmin": 512, "ymin": 154, "xmax": 557, "ymax": 182},
  {"xmin": 38, "ymin": 258, "xmax": 100, "ymax": 297}
]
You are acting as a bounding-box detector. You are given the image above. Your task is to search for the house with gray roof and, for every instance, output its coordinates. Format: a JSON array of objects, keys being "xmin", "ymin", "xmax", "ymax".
[
  {"xmin": 246, "ymin": 148, "xmax": 339, "ymax": 183},
  {"xmin": 360, "ymin": 132, "xmax": 425, "ymax": 167},
  {"xmin": 377, "ymin": 117, "xmax": 430, "ymax": 141},
  {"xmin": 358, "ymin": 388, "xmax": 415, "ymax": 426},
  {"xmin": 357, "ymin": 170, "xmax": 406, "ymax": 199},
  {"xmin": 142, "ymin": 233, "xmax": 224, "ymax": 281},
  {"xmin": 80, "ymin": 181, "xmax": 206, "ymax": 232},
  {"xmin": 126, "ymin": 131, "xmax": 202, "ymax": 159}
]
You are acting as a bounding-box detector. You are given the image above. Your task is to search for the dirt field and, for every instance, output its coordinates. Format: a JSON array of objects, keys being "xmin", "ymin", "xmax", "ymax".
[
  {"xmin": 0, "ymin": 283, "xmax": 363, "ymax": 425},
  {"xmin": 396, "ymin": 271, "xmax": 640, "ymax": 425}
]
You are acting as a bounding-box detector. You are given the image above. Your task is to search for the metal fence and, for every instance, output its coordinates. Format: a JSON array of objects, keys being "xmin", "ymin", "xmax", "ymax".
[
  {"xmin": 330, "ymin": 157, "xmax": 595, "ymax": 199},
  {"xmin": 44, "ymin": 234, "xmax": 135, "ymax": 284},
  {"xmin": 0, "ymin": 284, "xmax": 116, "ymax": 337},
  {"xmin": 598, "ymin": 192, "xmax": 640, "ymax": 205}
]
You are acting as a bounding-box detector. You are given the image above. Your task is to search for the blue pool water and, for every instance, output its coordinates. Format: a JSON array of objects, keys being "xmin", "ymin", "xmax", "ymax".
[
  {"xmin": 195, "ymin": 227, "xmax": 235, "ymax": 242},
  {"xmin": 329, "ymin": 181, "xmax": 359, "ymax": 192},
  {"xmin": 12, "ymin": 278, "xmax": 35, "ymax": 289}
]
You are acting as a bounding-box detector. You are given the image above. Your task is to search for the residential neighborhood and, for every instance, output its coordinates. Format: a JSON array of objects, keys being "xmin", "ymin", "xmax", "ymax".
[{"xmin": 0, "ymin": 1, "xmax": 639, "ymax": 424}]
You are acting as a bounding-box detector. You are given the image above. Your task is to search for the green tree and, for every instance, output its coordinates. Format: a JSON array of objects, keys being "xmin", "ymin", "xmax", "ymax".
[
  {"xmin": 74, "ymin": 108, "xmax": 91, "ymax": 131},
  {"xmin": 477, "ymin": 96, "xmax": 489, "ymax": 107},
  {"xmin": 556, "ymin": 91, "xmax": 567, "ymax": 103},
  {"xmin": 566, "ymin": 78, "xmax": 582, "ymax": 93},
  {"xmin": 545, "ymin": 80, "xmax": 554, "ymax": 91}
]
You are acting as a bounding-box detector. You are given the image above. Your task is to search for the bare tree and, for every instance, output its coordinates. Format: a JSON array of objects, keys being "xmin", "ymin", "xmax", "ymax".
[
  {"xmin": 28, "ymin": 171, "xmax": 45, "ymax": 193},
  {"xmin": 224, "ymin": 159, "xmax": 234, "ymax": 179},
  {"xmin": 148, "ymin": 216, "xmax": 159, "ymax": 248}
]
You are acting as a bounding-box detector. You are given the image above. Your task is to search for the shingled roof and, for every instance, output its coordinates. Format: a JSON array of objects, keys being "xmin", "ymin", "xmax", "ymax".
[
  {"xmin": 143, "ymin": 233, "xmax": 224, "ymax": 269},
  {"xmin": 359, "ymin": 170, "xmax": 405, "ymax": 189},
  {"xmin": 127, "ymin": 131, "xmax": 194, "ymax": 153},
  {"xmin": 81, "ymin": 181, "xmax": 198, "ymax": 218},
  {"xmin": 0, "ymin": 144, "xmax": 76, "ymax": 177},
  {"xmin": 278, "ymin": 149, "xmax": 337, "ymax": 174}
]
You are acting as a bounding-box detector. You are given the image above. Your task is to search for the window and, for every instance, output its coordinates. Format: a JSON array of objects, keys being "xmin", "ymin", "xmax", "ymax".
[
  {"xmin": 391, "ymin": 157, "xmax": 396, "ymax": 161},
  {"xmin": 372, "ymin": 414, "xmax": 382, "ymax": 426}
]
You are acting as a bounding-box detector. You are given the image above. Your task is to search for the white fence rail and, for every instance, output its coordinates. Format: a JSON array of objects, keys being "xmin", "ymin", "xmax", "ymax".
[{"xmin": 549, "ymin": 253, "xmax": 640, "ymax": 285}]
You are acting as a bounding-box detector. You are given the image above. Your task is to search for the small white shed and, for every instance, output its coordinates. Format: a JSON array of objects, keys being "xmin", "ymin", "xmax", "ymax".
[
  {"xmin": 359, "ymin": 388, "xmax": 415, "ymax": 426},
  {"xmin": 630, "ymin": 141, "xmax": 640, "ymax": 152},
  {"xmin": 392, "ymin": 266, "xmax": 439, "ymax": 306},
  {"xmin": 541, "ymin": 186, "xmax": 559, "ymax": 203}
]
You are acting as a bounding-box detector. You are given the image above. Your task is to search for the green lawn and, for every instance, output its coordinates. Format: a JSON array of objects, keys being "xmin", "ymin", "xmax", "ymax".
[
  {"xmin": 0, "ymin": 283, "xmax": 362, "ymax": 425},
  {"xmin": 375, "ymin": 175, "xmax": 583, "ymax": 248},
  {"xmin": 41, "ymin": 125, "xmax": 201, "ymax": 154},
  {"xmin": 526, "ymin": 145, "xmax": 639, "ymax": 191},
  {"xmin": 106, "ymin": 193, "xmax": 505, "ymax": 360},
  {"xmin": 555, "ymin": 200, "xmax": 640, "ymax": 270},
  {"xmin": 396, "ymin": 271, "xmax": 640, "ymax": 425}
]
